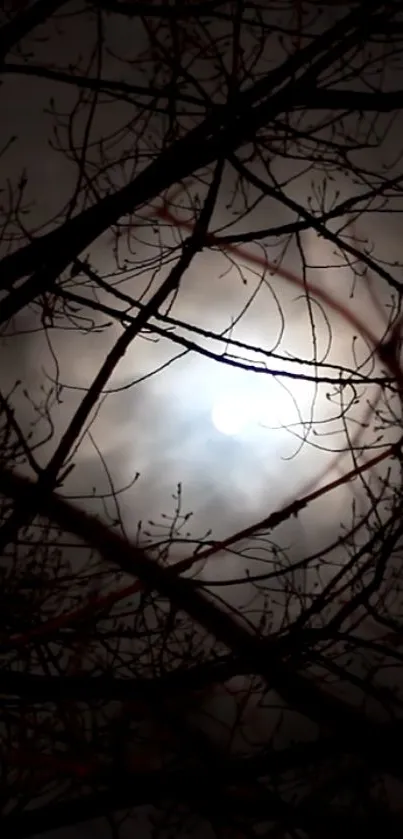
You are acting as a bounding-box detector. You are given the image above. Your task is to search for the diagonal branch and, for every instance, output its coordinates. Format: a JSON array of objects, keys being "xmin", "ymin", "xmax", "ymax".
[
  {"xmin": 2, "ymin": 463, "xmax": 403, "ymax": 779},
  {"xmin": 0, "ymin": 1, "xmax": 388, "ymax": 321},
  {"xmin": 0, "ymin": 0, "xmax": 69, "ymax": 63},
  {"xmin": 0, "ymin": 159, "xmax": 225, "ymax": 556},
  {"xmin": 228, "ymin": 152, "xmax": 403, "ymax": 299}
]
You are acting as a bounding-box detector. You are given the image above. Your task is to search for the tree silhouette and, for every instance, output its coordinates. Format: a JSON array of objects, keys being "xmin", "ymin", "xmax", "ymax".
[{"xmin": 1, "ymin": 1, "xmax": 403, "ymax": 837}]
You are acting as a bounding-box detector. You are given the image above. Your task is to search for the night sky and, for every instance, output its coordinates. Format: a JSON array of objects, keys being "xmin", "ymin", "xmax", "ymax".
[{"xmin": 2, "ymin": 2, "xmax": 403, "ymax": 837}]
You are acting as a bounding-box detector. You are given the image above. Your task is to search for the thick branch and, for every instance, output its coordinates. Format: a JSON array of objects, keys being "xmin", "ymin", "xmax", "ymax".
[
  {"xmin": 2, "ymin": 466, "xmax": 403, "ymax": 779},
  {"xmin": 0, "ymin": 0, "xmax": 69, "ymax": 63},
  {"xmin": 0, "ymin": 656, "xmax": 250, "ymax": 700},
  {"xmin": 0, "ymin": 1, "xmax": 387, "ymax": 321},
  {"xmin": 306, "ymin": 86, "xmax": 403, "ymax": 111}
]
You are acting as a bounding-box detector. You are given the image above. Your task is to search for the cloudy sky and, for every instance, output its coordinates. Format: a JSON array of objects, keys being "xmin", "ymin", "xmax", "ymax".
[
  {"xmin": 1, "ymin": 2, "xmax": 402, "ymax": 596},
  {"xmin": 1, "ymin": 3, "xmax": 403, "ymax": 834}
]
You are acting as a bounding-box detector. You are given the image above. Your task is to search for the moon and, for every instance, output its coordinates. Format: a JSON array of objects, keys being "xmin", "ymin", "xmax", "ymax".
[
  {"xmin": 211, "ymin": 375, "xmax": 309, "ymax": 438},
  {"xmin": 211, "ymin": 393, "xmax": 254, "ymax": 436}
]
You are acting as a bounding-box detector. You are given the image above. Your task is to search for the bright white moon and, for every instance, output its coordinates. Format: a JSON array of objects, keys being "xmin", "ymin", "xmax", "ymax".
[
  {"xmin": 211, "ymin": 377, "xmax": 309, "ymax": 438},
  {"xmin": 211, "ymin": 394, "xmax": 254, "ymax": 436}
]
